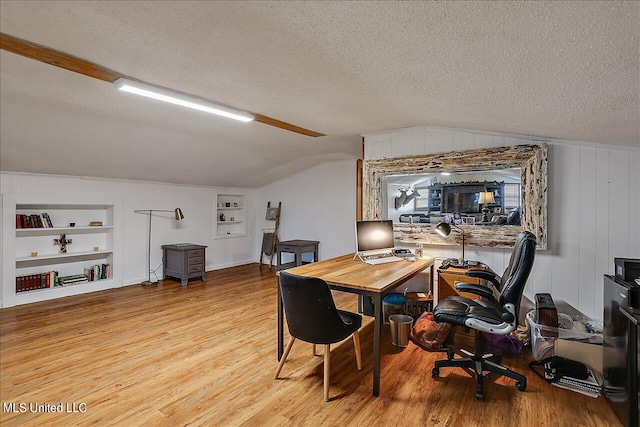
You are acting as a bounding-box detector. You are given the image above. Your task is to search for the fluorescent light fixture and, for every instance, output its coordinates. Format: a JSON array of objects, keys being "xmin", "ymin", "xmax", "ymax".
[{"xmin": 114, "ymin": 78, "xmax": 254, "ymax": 122}]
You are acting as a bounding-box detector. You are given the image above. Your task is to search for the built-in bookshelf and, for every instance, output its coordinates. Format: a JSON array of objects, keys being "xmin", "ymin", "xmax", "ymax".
[
  {"xmin": 1, "ymin": 194, "xmax": 122, "ymax": 307},
  {"xmin": 215, "ymin": 194, "xmax": 246, "ymax": 239}
]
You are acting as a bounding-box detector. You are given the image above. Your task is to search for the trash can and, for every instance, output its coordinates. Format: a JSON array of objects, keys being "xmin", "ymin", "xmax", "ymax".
[{"xmin": 389, "ymin": 314, "xmax": 414, "ymax": 348}]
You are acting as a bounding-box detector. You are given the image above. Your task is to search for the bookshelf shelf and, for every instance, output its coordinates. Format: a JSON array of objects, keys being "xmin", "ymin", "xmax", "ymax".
[
  {"xmin": 2, "ymin": 194, "xmax": 123, "ymax": 308},
  {"xmin": 13, "ymin": 279, "xmax": 116, "ymax": 304},
  {"xmin": 16, "ymin": 225, "xmax": 114, "ymax": 237},
  {"xmin": 215, "ymin": 232, "xmax": 247, "ymax": 239},
  {"xmin": 16, "ymin": 250, "xmax": 114, "ymax": 265}
]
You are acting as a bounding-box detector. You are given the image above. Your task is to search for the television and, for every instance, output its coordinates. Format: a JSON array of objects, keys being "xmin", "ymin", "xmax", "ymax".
[
  {"xmin": 445, "ymin": 192, "xmax": 479, "ymax": 213},
  {"xmin": 355, "ymin": 220, "xmax": 395, "ymax": 256}
]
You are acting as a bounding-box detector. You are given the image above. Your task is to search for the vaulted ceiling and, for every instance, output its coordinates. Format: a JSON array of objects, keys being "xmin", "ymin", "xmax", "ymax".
[{"xmin": 1, "ymin": 1, "xmax": 638, "ymax": 188}]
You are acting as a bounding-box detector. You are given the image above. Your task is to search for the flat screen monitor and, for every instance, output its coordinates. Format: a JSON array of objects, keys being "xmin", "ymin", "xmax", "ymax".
[
  {"xmin": 445, "ymin": 192, "xmax": 479, "ymax": 213},
  {"xmin": 355, "ymin": 220, "xmax": 395, "ymax": 254}
]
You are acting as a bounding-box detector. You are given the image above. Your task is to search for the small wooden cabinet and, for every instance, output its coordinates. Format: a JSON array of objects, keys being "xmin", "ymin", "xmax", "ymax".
[
  {"xmin": 162, "ymin": 244, "xmax": 207, "ymax": 286},
  {"xmin": 437, "ymin": 266, "xmax": 486, "ymax": 349}
]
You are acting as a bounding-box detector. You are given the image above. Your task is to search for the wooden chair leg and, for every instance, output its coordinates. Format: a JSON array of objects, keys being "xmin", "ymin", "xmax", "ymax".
[
  {"xmin": 323, "ymin": 344, "xmax": 330, "ymax": 402},
  {"xmin": 352, "ymin": 330, "xmax": 362, "ymax": 370},
  {"xmin": 274, "ymin": 337, "xmax": 296, "ymax": 379}
]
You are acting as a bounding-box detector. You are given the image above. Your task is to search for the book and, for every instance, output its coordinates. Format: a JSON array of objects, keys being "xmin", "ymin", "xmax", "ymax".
[
  {"xmin": 59, "ymin": 274, "xmax": 89, "ymax": 286},
  {"xmin": 44, "ymin": 213, "xmax": 54, "ymax": 228}
]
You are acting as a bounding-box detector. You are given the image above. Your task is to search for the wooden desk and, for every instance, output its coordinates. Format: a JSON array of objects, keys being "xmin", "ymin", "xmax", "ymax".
[
  {"xmin": 275, "ymin": 240, "xmax": 319, "ymax": 271},
  {"xmin": 277, "ymin": 253, "xmax": 435, "ymax": 397}
]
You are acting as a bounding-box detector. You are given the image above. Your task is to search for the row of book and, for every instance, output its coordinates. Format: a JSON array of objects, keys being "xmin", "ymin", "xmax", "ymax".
[
  {"xmin": 15, "ymin": 264, "xmax": 110, "ymax": 293},
  {"xmin": 16, "ymin": 271, "xmax": 59, "ymax": 292},
  {"xmin": 84, "ymin": 264, "xmax": 110, "ymax": 282},
  {"xmin": 16, "ymin": 213, "xmax": 54, "ymax": 229}
]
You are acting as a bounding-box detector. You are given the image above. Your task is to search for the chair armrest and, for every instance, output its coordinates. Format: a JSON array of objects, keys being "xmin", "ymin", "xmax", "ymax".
[
  {"xmin": 454, "ymin": 282, "xmax": 498, "ymax": 303},
  {"xmin": 465, "ymin": 269, "xmax": 501, "ymax": 289},
  {"xmin": 455, "ymin": 283, "xmax": 515, "ymax": 323}
]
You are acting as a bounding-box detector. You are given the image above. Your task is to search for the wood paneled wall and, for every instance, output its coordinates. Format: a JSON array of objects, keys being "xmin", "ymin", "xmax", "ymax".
[{"xmin": 364, "ymin": 126, "xmax": 640, "ymax": 320}]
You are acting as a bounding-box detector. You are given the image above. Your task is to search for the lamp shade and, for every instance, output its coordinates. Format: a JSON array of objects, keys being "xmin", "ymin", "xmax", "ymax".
[
  {"xmin": 175, "ymin": 208, "xmax": 184, "ymax": 220},
  {"xmin": 435, "ymin": 222, "xmax": 451, "ymax": 238},
  {"xmin": 478, "ymin": 191, "xmax": 496, "ymax": 204}
]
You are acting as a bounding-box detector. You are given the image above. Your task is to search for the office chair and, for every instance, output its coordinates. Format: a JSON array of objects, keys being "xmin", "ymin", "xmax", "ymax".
[
  {"xmin": 432, "ymin": 231, "xmax": 536, "ymax": 401},
  {"xmin": 275, "ymin": 271, "xmax": 363, "ymax": 402}
]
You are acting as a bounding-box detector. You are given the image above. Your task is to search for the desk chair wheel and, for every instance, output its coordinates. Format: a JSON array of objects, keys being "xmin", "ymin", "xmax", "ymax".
[
  {"xmin": 475, "ymin": 391, "xmax": 485, "ymax": 401},
  {"xmin": 516, "ymin": 380, "xmax": 527, "ymax": 391},
  {"xmin": 432, "ymin": 367, "xmax": 439, "ymax": 378},
  {"xmin": 446, "ymin": 348, "xmax": 455, "ymax": 360}
]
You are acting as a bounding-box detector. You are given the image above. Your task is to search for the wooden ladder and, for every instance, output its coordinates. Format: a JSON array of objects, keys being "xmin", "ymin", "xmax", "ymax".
[{"xmin": 260, "ymin": 201, "xmax": 281, "ymax": 268}]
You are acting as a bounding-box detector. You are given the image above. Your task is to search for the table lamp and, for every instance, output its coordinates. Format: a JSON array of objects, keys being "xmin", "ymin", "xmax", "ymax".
[{"xmin": 478, "ymin": 191, "xmax": 495, "ymax": 223}]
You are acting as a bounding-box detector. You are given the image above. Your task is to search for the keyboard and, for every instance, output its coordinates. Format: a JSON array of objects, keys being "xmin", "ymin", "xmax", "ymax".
[{"xmin": 364, "ymin": 256, "xmax": 404, "ymax": 265}]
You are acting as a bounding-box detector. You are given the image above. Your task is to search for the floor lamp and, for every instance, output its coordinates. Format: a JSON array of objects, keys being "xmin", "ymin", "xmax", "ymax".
[{"xmin": 134, "ymin": 208, "xmax": 184, "ymax": 286}]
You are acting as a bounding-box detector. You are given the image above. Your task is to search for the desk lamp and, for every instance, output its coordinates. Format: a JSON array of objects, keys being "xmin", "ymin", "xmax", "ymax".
[
  {"xmin": 134, "ymin": 208, "xmax": 184, "ymax": 285},
  {"xmin": 435, "ymin": 221, "xmax": 467, "ymax": 266}
]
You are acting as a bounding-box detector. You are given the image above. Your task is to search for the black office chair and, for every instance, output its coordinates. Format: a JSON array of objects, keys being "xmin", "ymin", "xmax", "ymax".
[
  {"xmin": 432, "ymin": 230, "xmax": 536, "ymax": 401},
  {"xmin": 275, "ymin": 271, "xmax": 363, "ymax": 402}
]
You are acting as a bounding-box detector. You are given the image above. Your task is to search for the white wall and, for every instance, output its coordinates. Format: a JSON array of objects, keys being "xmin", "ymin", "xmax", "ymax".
[
  {"xmin": 1, "ymin": 172, "xmax": 257, "ymax": 303},
  {"xmin": 255, "ymin": 160, "xmax": 357, "ymax": 264},
  {"xmin": 365, "ymin": 126, "xmax": 640, "ymax": 320}
]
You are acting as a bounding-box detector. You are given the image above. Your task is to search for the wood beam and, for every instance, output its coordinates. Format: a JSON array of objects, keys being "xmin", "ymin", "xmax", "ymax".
[
  {"xmin": 0, "ymin": 32, "xmax": 120, "ymax": 82},
  {"xmin": 0, "ymin": 32, "xmax": 325, "ymax": 137},
  {"xmin": 252, "ymin": 114, "xmax": 325, "ymax": 137}
]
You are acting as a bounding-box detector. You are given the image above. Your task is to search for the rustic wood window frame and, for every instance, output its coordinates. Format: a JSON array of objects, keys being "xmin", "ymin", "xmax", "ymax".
[{"xmin": 363, "ymin": 144, "xmax": 548, "ymax": 249}]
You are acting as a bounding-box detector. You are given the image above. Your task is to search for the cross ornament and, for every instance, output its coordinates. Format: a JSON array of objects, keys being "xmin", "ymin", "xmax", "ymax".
[{"xmin": 53, "ymin": 234, "xmax": 73, "ymax": 253}]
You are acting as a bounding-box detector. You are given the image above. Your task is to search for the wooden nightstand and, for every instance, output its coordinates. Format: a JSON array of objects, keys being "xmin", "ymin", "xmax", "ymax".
[{"xmin": 162, "ymin": 244, "xmax": 207, "ymax": 286}]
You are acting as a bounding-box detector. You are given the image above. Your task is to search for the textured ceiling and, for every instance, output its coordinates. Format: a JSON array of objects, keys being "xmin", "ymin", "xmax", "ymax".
[{"xmin": 1, "ymin": 1, "xmax": 638, "ymax": 187}]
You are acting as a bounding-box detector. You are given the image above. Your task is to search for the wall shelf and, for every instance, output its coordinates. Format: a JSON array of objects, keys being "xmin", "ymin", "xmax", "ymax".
[
  {"xmin": 16, "ymin": 250, "xmax": 114, "ymax": 264},
  {"xmin": 216, "ymin": 194, "xmax": 246, "ymax": 239},
  {"xmin": 16, "ymin": 225, "xmax": 113, "ymax": 237},
  {"xmin": 2, "ymin": 194, "xmax": 122, "ymax": 307}
]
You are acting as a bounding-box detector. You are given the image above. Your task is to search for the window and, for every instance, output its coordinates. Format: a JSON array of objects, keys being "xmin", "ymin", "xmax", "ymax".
[{"xmin": 504, "ymin": 183, "xmax": 521, "ymax": 209}]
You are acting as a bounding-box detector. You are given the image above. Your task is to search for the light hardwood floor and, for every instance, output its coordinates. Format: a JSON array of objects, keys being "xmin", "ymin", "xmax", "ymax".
[{"xmin": 1, "ymin": 264, "xmax": 621, "ymax": 426}]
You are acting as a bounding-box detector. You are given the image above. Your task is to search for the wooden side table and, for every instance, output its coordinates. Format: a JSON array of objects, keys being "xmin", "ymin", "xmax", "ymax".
[
  {"xmin": 162, "ymin": 244, "xmax": 207, "ymax": 286},
  {"xmin": 404, "ymin": 292, "xmax": 434, "ymax": 319},
  {"xmin": 276, "ymin": 240, "xmax": 319, "ymax": 271}
]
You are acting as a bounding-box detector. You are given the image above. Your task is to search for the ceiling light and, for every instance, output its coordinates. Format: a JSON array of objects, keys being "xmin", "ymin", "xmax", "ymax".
[{"xmin": 114, "ymin": 78, "xmax": 254, "ymax": 122}]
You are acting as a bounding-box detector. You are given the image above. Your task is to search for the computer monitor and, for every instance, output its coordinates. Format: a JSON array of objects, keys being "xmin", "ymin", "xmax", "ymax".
[{"xmin": 355, "ymin": 220, "xmax": 395, "ymax": 257}]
